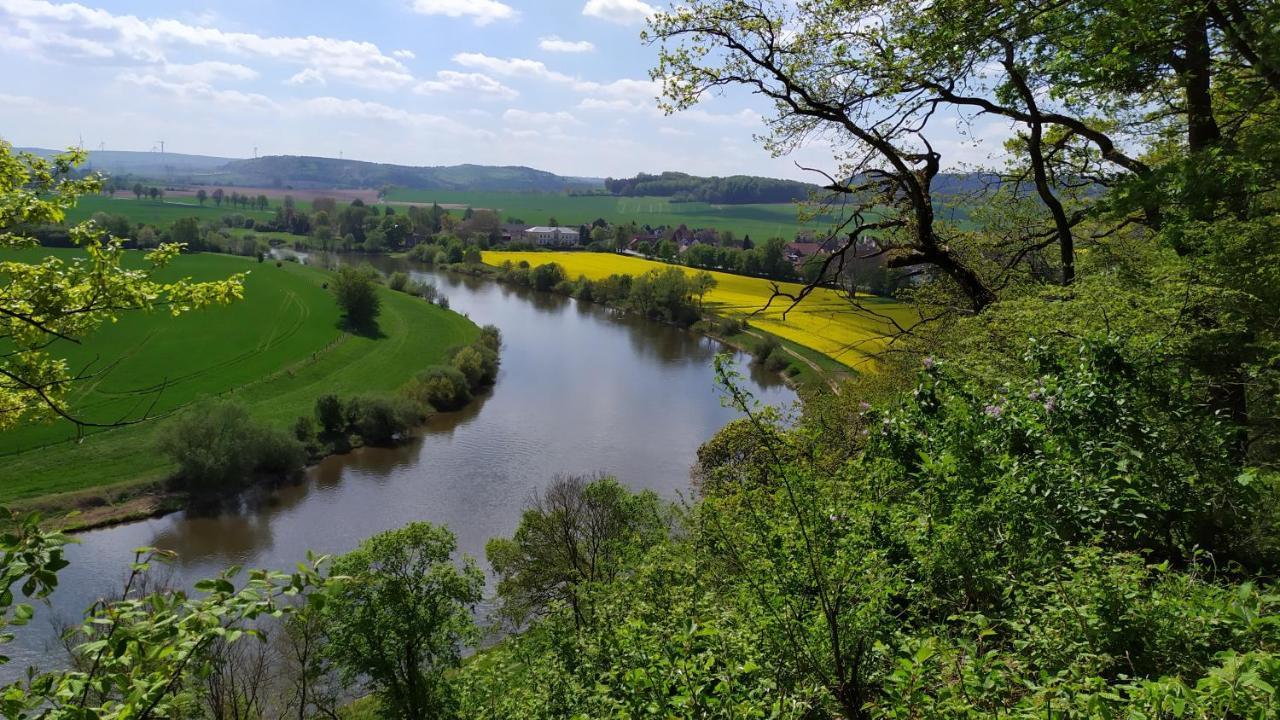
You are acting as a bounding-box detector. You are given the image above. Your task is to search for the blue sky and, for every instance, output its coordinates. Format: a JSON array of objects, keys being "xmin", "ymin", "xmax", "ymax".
[{"xmin": 0, "ymin": 0, "xmax": 1007, "ymax": 179}]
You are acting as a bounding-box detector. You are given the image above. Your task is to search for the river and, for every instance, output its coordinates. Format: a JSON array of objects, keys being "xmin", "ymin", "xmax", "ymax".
[{"xmin": 3, "ymin": 258, "xmax": 795, "ymax": 677}]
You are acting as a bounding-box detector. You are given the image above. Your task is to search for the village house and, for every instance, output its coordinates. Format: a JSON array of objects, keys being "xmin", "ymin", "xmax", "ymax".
[{"xmin": 526, "ymin": 226, "xmax": 581, "ymax": 246}]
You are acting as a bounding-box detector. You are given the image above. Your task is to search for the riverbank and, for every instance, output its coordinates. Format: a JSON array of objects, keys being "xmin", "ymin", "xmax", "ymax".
[
  {"xmin": 479, "ymin": 250, "xmax": 914, "ymax": 373},
  {"xmin": 425, "ymin": 254, "xmax": 855, "ymax": 392},
  {"xmin": 0, "ymin": 252, "xmax": 482, "ymax": 519}
]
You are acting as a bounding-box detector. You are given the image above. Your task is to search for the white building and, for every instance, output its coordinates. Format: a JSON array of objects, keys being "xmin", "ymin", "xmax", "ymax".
[{"xmin": 526, "ymin": 226, "xmax": 580, "ymax": 246}]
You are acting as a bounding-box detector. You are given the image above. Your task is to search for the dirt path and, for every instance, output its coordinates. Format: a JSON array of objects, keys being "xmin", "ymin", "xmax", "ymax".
[{"xmin": 742, "ymin": 329, "xmax": 842, "ymax": 394}]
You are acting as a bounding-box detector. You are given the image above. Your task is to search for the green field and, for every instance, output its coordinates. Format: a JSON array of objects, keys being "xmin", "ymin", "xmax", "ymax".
[
  {"xmin": 66, "ymin": 195, "xmax": 279, "ymax": 226},
  {"xmin": 384, "ymin": 189, "xmax": 835, "ymax": 240},
  {"xmin": 0, "ymin": 250, "xmax": 478, "ymax": 503}
]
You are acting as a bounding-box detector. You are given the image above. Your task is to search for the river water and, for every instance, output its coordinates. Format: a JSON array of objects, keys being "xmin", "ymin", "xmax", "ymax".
[{"xmin": 3, "ymin": 259, "xmax": 795, "ymax": 677}]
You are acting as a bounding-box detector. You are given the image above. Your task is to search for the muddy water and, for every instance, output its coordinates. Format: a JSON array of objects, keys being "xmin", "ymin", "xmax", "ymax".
[{"xmin": 4, "ymin": 259, "xmax": 794, "ymax": 676}]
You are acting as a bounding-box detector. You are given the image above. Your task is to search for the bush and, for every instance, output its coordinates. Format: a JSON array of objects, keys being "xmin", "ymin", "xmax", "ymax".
[
  {"xmin": 478, "ymin": 325, "xmax": 502, "ymax": 353},
  {"xmin": 409, "ymin": 367, "xmax": 472, "ymax": 411},
  {"xmin": 315, "ymin": 394, "xmax": 345, "ymax": 436},
  {"xmin": 157, "ymin": 401, "xmax": 305, "ymax": 494},
  {"xmin": 531, "ymin": 263, "xmax": 565, "ymax": 291},
  {"xmin": 451, "ymin": 345, "xmax": 498, "ymax": 390},
  {"xmin": 344, "ymin": 395, "xmax": 419, "ymax": 446},
  {"xmin": 387, "ymin": 271, "xmax": 410, "ymax": 292}
]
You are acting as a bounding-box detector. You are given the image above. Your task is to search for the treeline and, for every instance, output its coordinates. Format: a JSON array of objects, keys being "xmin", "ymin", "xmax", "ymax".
[
  {"xmin": 493, "ymin": 259, "xmax": 716, "ymax": 327},
  {"xmin": 603, "ymin": 171, "xmax": 815, "ymax": 204}
]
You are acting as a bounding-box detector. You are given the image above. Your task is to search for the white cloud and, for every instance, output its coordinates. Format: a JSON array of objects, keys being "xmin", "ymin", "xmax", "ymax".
[
  {"xmin": 410, "ymin": 0, "xmax": 517, "ymax": 26},
  {"xmin": 452, "ymin": 52, "xmax": 576, "ymax": 84},
  {"xmin": 658, "ymin": 126, "xmax": 692, "ymax": 137},
  {"xmin": 300, "ymin": 96, "xmax": 495, "ymax": 138},
  {"xmin": 392, "ymin": 49, "xmax": 416, "ymax": 60},
  {"xmin": 162, "ymin": 61, "xmax": 258, "ymax": 83},
  {"xmin": 452, "ymin": 55, "xmax": 659, "ymax": 110},
  {"xmin": 578, "ymin": 98, "xmax": 639, "ymax": 111},
  {"xmin": 538, "ymin": 35, "xmax": 594, "ymax": 53},
  {"xmin": 286, "ymin": 68, "xmax": 327, "ymax": 86},
  {"xmin": 415, "ymin": 70, "xmax": 517, "ymax": 100},
  {"xmin": 681, "ymin": 108, "xmax": 759, "ymax": 126},
  {"xmin": 0, "ymin": 0, "xmax": 414, "ymax": 89},
  {"xmin": 582, "ymin": 0, "xmax": 656, "ymax": 25},
  {"xmin": 118, "ymin": 73, "xmax": 276, "ymax": 109},
  {"xmin": 504, "ymin": 109, "xmax": 580, "ymax": 125}
]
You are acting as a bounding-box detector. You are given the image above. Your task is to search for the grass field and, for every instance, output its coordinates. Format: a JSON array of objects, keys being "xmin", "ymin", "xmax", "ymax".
[
  {"xmin": 482, "ymin": 251, "xmax": 917, "ymax": 371},
  {"xmin": 0, "ymin": 250, "xmax": 479, "ymax": 503},
  {"xmin": 386, "ymin": 190, "xmax": 836, "ymax": 240},
  {"xmin": 65, "ymin": 195, "xmax": 278, "ymax": 226}
]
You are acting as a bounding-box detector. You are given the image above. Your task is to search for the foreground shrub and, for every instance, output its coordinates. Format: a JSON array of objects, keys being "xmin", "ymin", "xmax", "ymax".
[{"xmin": 158, "ymin": 400, "xmax": 305, "ymax": 493}]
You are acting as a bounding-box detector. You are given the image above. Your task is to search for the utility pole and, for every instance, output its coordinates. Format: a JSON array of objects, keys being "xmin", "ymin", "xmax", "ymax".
[
  {"xmin": 156, "ymin": 140, "xmax": 165, "ymax": 154},
  {"xmin": 253, "ymin": 146, "xmax": 258, "ymax": 158}
]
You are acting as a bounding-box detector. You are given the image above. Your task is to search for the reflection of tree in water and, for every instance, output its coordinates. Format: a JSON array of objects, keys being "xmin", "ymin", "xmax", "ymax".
[
  {"xmin": 149, "ymin": 510, "xmax": 277, "ymax": 566},
  {"xmin": 622, "ymin": 315, "xmax": 716, "ymax": 367},
  {"xmin": 421, "ymin": 386, "xmax": 494, "ymax": 439}
]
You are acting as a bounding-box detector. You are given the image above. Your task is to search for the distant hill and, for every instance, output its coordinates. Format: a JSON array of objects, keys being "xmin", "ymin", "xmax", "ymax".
[
  {"xmin": 17, "ymin": 149, "xmax": 603, "ymax": 193},
  {"xmin": 217, "ymin": 155, "xmax": 602, "ymax": 192},
  {"xmin": 19, "ymin": 147, "xmax": 234, "ymax": 177},
  {"xmin": 604, "ymin": 171, "xmax": 818, "ymax": 204}
]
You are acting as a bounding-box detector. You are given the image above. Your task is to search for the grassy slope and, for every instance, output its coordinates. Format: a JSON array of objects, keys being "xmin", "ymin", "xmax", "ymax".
[
  {"xmin": 483, "ymin": 251, "xmax": 917, "ymax": 372},
  {"xmin": 385, "ymin": 190, "xmax": 833, "ymax": 240},
  {"xmin": 0, "ymin": 251, "xmax": 478, "ymax": 503}
]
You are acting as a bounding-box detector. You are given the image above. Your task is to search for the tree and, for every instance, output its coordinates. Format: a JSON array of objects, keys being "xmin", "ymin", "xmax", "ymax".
[
  {"xmin": 170, "ymin": 216, "xmax": 200, "ymax": 248},
  {"xmin": 323, "ymin": 523, "xmax": 483, "ymax": 720},
  {"xmin": 0, "ymin": 144, "xmax": 243, "ymax": 431},
  {"xmin": 212, "ymin": 187, "xmax": 224, "ymax": 207},
  {"xmin": 692, "ymin": 270, "xmax": 717, "ymax": 308},
  {"xmin": 147, "ymin": 186, "xmax": 160, "ymax": 201},
  {"xmin": 131, "ymin": 182, "xmax": 143, "ymax": 200},
  {"xmin": 157, "ymin": 400, "xmax": 305, "ymax": 494},
  {"xmin": 486, "ymin": 474, "xmax": 666, "ymax": 628},
  {"xmin": 196, "ymin": 189, "xmax": 207, "ymax": 206},
  {"xmin": 330, "ymin": 265, "xmax": 381, "ymax": 330}
]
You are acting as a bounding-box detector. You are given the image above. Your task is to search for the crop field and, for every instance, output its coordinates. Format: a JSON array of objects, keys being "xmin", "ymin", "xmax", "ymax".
[
  {"xmin": 483, "ymin": 251, "xmax": 918, "ymax": 370},
  {"xmin": 0, "ymin": 250, "xmax": 478, "ymax": 502},
  {"xmin": 65, "ymin": 195, "xmax": 278, "ymax": 226},
  {"xmin": 386, "ymin": 189, "xmax": 843, "ymax": 240}
]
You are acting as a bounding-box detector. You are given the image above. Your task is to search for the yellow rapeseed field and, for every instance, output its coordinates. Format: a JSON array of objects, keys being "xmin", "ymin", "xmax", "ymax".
[{"xmin": 483, "ymin": 251, "xmax": 917, "ymax": 370}]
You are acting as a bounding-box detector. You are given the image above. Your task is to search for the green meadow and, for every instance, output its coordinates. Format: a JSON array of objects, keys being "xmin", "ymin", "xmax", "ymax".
[
  {"xmin": 383, "ymin": 189, "xmax": 835, "ymax": 239},
  {"xmin": 65, "ymin": 195, "xmax": 279, "ymax": 226},
  {"xmin": 0, "ymin": 250, "xmax": 478, "ymax": 502}
]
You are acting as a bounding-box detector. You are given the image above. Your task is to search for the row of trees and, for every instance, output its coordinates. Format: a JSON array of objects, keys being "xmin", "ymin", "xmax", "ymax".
[
  {"xmin": 603, "ymin": 171, "xmax": 815, "ymax": 204},
  {"xmin": 492, "ymin": 260, "xmax": 716, "ymax": 327}
]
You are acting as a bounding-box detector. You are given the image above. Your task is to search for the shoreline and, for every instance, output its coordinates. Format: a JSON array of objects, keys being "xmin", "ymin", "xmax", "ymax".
[
  {"xmin": 9, "ymin": 254, "xmax": 824, "ymax": 533},
  {"xmin": 443, "ymin": 259, "xmax": 851, "ymax": 393}
]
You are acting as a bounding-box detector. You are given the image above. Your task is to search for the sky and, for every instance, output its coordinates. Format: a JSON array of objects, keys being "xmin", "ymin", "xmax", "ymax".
[{"xmin": 0, "ymin": 0, "xmax": 1011, "ymax": 180}]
